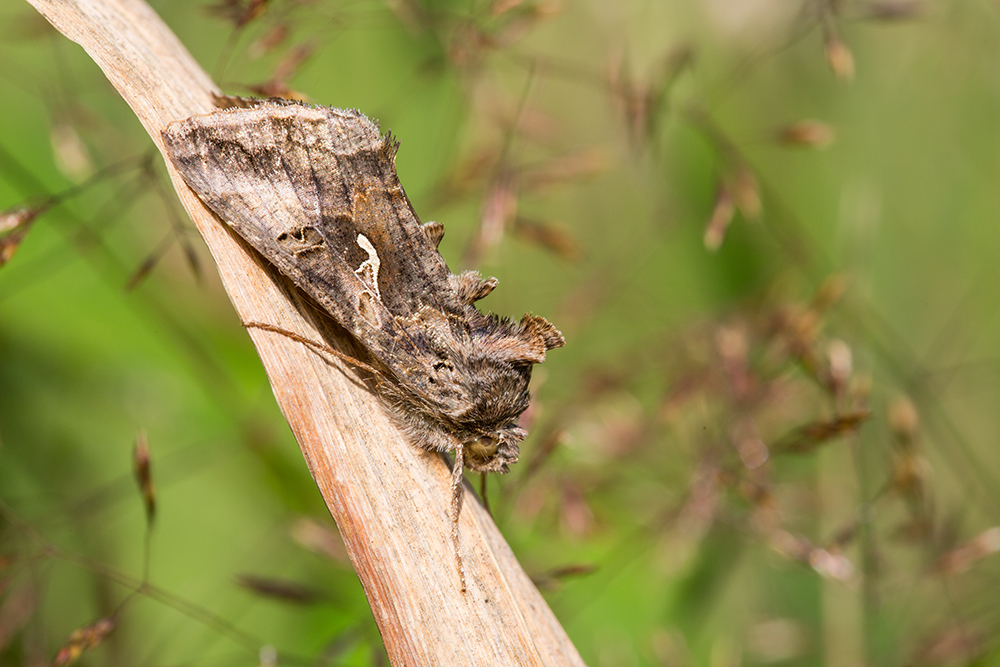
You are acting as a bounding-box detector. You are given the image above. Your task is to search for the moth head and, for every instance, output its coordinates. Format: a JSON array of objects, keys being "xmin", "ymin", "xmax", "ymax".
[
  {"xmin": 447, "ymin": 314, "xmax": 564, "ymax": 472},
  {"xmin": 437, "ymin": 350, "xmax": 533, "ymax": 472}
]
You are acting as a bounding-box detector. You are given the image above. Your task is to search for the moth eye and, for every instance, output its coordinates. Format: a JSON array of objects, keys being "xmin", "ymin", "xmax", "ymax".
[
  {"xmin": 433, "ymin": 361, "xmax": 453, "ymax": 372},
  {"xmin": 467, "ymin": 435, "xmax": 498, "ymax": 460}
]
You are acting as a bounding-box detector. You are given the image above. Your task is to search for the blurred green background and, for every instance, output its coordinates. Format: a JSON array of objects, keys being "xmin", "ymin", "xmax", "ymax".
[{"xmin": 2, "ymin": 0, "xmax": 1000, "ymax": 665}]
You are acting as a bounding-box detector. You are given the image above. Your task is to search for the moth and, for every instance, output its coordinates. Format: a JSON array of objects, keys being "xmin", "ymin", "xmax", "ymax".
[{"xmin": 162, "ymin": 98, "xmax": 563, "ymax": 588}]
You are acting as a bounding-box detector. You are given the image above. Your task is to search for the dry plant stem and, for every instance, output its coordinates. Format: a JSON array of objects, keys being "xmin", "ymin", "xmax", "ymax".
[{"xmin": 25, "ymin": 0, "xmax": 586, "ymax": 665}]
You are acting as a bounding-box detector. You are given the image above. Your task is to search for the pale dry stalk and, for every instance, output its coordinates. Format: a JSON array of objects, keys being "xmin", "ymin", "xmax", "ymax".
[{"xmin": 24, "ymin": 0, "xmax": 585, "ymax": 664}]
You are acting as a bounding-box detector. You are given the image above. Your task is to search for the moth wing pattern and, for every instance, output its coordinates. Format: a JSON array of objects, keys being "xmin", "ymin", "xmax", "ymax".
[
  {"xmin": 161, "ymin": 98, "xmax": 564, "ymax": 473},
  {"xmin": 162, "ymin": 102, "xmax": 432, "ymax": 354}
]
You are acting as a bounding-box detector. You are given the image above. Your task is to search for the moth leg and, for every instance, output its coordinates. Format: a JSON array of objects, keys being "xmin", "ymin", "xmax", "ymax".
[
  {"xmin": 479, "ymin": 473, "xmax": 491, "ymax": 517},
  {"xmin": 451, "ymin": 443, "xmax": 467, "ymax": 592}
]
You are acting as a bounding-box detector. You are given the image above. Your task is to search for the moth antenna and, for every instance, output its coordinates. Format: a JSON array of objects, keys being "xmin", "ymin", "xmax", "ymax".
[
  {"xmin": 451, "ymin": 443, "xmax": 467, "ymax": 593},
  {"xmin": 243, "ymin": 321, "xmax": 384, "ymax": 378},
  {"xmin": 212, "ymin": 94, "xmax": 259, "ymax": 110}
]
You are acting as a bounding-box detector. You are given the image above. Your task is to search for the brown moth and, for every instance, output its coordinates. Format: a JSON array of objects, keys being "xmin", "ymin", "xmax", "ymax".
[{"xmin": 161, "ymin": 98, "xmax": 563, "ymax": 588}]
